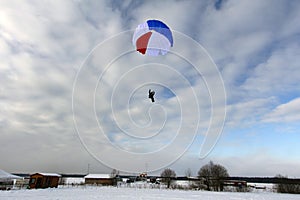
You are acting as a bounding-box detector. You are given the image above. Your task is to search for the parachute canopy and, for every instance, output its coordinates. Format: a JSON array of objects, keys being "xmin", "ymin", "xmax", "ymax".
[{"xmin": 133, "ymin": 19, "xmax": 173, "ymax": 56}]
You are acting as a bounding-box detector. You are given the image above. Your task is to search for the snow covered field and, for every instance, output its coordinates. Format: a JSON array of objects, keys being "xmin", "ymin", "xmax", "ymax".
[{"xmin": 1, "ymin": 186, "xmax": 300, "ymax": 200}]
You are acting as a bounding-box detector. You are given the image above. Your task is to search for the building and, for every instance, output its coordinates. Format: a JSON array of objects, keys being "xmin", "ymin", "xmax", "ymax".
[
  {"xmin": 223, "ymin": 180, "xmax": 247, "ymax": 188},
  {"xmin": 0, "ymin": 169, "xmax": 22, "ymax": 190},
  {"xmin": 84, "ymin": 174, "xmax": 115, "ymax": 186},
  {"xmin": 28, "ymin": 173, "xmax": 61, "ymax": 189}
]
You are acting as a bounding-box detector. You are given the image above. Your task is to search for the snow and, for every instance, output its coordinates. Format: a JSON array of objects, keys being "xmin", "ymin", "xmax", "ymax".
[
  {"xmin": 248, "ymin": 183, "xmax": 275, "ymax": 192},
  {"xmin": 63, "ymin": 178, "xmax": 84, "ymax": 185},
  {"xmin": 33, "ymin": 173, "xmax": 61, "ymax": 177},
  {"xmin": 84, "ymin": 174, "xmax": 111, "ymax": 179},
  {"xmin": 1, "ymin": 186, "xmax": 300, "ymax": 200}
]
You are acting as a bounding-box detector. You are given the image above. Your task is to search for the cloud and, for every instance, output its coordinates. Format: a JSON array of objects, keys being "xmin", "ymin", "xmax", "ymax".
[
  {"xmin": 72, "ymin": 39, "xmax": 223, "ymax": 171},
  {"xmin": 194, "ymin": 0, "xmax": 300, "ymax": 98},
  {"xmin": 242, "ymin": 42, "xmax": 300, "ymax": 97},
  {"xmin": 262, "ymin": 97, "xmax": 300, "ymax": 123},
  {"xmin": 226, "ymin": 97, "xmax": 278, "ymax": 127},
  {"xmin": 216, "ymin": 152, "xmax": 300, "ymax": 177},
  {"xmin": 0, "ymin": 0, "xmax": 121, "ymax": 173}
]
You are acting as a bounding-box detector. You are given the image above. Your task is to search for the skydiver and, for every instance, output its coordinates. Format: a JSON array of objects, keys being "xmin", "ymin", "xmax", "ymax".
[{"xmin": 148, "ymin": 89, "xmax": 155, "ymax": 103}]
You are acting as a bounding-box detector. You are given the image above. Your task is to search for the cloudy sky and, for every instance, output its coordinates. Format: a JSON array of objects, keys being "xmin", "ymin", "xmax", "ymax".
[{"xmin": 1, "ymin": 0, "xmax": 300, "ymax": 177}]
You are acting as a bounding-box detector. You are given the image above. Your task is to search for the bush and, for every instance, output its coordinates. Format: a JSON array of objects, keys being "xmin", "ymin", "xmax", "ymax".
[
  {"xmin": 275, "ymin": 175, "xmax": 300, "ymax": 194},
  {"xmin": 276, "ymin": 183, "xmax": 300, "ymax": 194}
]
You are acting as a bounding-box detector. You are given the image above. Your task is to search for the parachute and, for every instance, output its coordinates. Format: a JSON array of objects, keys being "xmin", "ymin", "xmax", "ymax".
[{"xmin": 133, "ymin": 19, "xmax": 173, "ymax": 56}]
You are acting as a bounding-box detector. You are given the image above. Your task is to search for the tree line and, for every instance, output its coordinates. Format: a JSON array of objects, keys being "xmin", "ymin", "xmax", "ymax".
[
  {"xmin": 160, "ymin": 161, "xmax": 300, "ymax": 194},
  {"xmin": 161, "ymin": 161, "xmax": 228, "ymax": 191}
]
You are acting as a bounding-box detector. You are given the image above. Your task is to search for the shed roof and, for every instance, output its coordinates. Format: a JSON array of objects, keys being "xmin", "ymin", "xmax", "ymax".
[
  {"xmin": 32, "ymin": 172, "xmax": 61, "ymax": 177},
  {"xmin": 84, "ymin": 174, "xmax": 111, "ymax": 179}
]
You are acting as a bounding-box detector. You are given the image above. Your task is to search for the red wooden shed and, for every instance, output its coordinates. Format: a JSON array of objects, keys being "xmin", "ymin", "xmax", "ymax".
[{"xmin": 28, "ymin": 173, "xmax": 61, "ymax": 189}]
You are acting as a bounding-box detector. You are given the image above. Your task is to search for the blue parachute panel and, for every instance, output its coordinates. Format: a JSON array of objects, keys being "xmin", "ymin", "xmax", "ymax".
[{"xmin": 147, "ymin": 20, "xmax": 173, "ymax": 46}]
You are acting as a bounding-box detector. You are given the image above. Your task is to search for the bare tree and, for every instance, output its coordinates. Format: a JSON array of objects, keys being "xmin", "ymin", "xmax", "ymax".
[
  {"xmin": 185, "ymin": 168, "xmax": 193, "ymax": 178},
  {"xmin": 198, "ymin": 161, "xmax": 212, "ymax": 191},
  {"xmin": 110, "ymin": 169, "xmax": 119, "ymax": 178},
  {"xmin": 198, "ymin": 161, "xmax": 229, "ymax": 191},
  {"xmin": 110, "ymin": 169, "xmax": 120, "ymax": 186},
  {"xmin": 161, "ymin": 168, "xmax": 176, "ymax": 188}
]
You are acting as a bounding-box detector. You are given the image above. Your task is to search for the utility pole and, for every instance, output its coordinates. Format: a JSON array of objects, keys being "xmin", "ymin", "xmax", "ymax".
[{"xmin": 87, "ymin": 163, "xmax": 90, "ymax": 175}]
